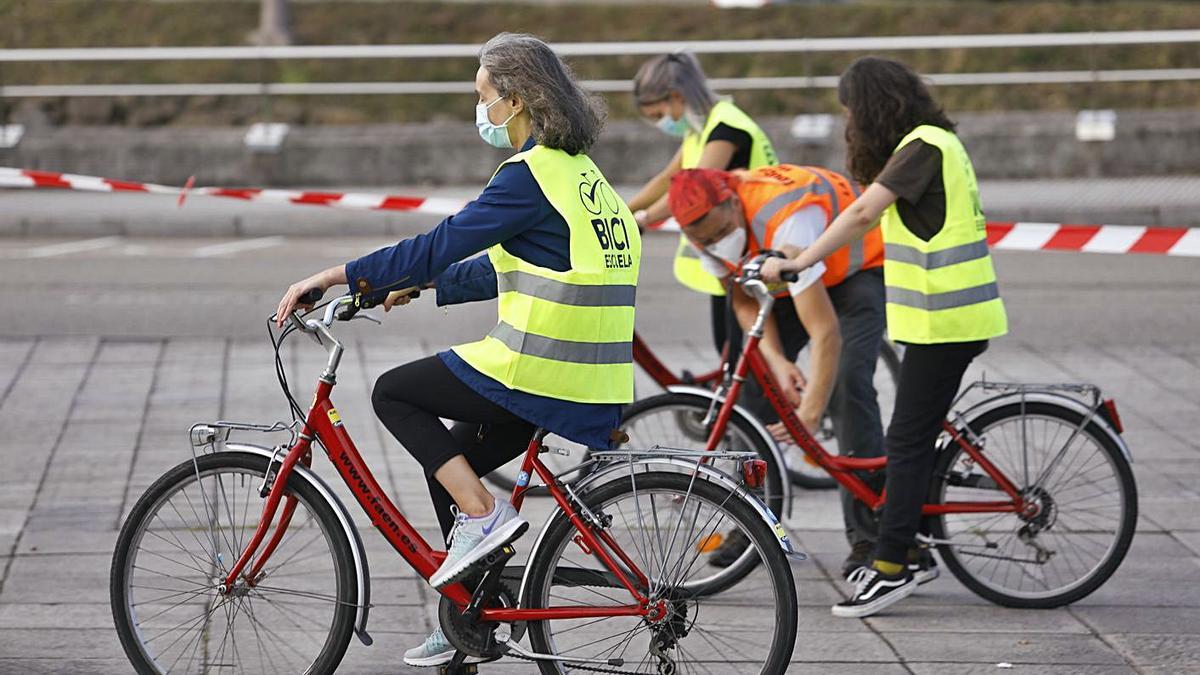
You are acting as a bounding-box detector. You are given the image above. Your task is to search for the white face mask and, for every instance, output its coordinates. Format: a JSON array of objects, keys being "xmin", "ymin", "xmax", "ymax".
[{"xmin": 704, "ymin": 226, "xmax": 747, "ymax": 264}]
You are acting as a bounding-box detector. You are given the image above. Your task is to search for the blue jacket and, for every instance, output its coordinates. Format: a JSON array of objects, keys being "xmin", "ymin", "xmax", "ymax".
[{"xmin": 345, "ymin": 140, "xmax": 623, "ymax": 450}]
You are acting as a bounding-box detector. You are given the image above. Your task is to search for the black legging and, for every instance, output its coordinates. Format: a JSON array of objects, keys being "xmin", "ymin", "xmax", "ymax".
[
  {"xmin": 874, "ymin": 340, "xmax": 988, "ymax": 564},
  {"xmin": 371, "ymin": 356, "xmax": 535, "ymax": 538}
]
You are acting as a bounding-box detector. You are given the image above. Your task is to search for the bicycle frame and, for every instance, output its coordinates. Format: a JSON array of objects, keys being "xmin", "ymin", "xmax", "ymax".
[
  {"xmin": 217, "ymin": 320, "xmax": 659, "ymax": 624},
  {"xmin": 633, "ymin": 331, "xmax": 724, "ymax": 389},
  {"xmin": 706, "ymin": 284, "xmax": 1027, "ymax": 519}
]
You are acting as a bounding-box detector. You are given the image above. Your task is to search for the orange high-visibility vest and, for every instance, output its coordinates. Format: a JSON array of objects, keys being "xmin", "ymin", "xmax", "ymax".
[{"xmin": 728, "ymin": 164, "xmax": 883, "ymax": 290}]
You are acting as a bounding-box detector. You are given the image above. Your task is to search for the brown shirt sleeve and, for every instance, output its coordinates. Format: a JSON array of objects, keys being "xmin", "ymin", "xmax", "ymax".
[
  {"xmin": 874, "ymin": 139, "xmax": 947, "ymax": 242},
  {"xmin": 876, "ymin": 139, "xmax": 941, "ymax": 204}
]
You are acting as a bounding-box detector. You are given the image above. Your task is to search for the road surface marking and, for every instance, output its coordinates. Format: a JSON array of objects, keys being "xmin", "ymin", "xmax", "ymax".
[
  {"xmin": 192, "ymin": 236, "xmax": 285, "ymax": 258},
  {"xmin": 25, "ymin": 236, "xmax": 122, "ymax": 258}
]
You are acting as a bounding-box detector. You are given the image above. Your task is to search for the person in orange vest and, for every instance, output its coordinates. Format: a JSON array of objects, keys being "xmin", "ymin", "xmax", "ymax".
[{"xmin": 667, "ymin": 165, "xmax": 888, "ymax": 576}]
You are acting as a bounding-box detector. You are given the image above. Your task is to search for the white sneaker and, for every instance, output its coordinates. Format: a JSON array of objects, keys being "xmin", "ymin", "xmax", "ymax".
[
  {"xmin": 403, "ymin": 627, "xmax": 485, "ymax": 667},
  {"xmin": 429, "ymin": 498, "xmax": 527, "ymax": 589}
]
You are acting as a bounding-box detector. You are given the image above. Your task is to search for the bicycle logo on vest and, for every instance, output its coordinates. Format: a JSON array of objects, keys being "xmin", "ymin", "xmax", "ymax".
[{"xmin": 579, "ymin": 170, "xmax": 634, "ymax": 270}]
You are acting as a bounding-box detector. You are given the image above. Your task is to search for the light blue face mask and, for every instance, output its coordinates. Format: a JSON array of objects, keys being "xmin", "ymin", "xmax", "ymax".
[
  {"xmin": 476, "ymin": 97, "xmax": 517, "ymax": 149},
  {"xmin": 656, "ymin": 113, "xmax": 689, "ymax": 138}
]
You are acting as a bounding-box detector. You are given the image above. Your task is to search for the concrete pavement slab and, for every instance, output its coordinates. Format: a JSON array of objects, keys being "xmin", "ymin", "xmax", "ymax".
[
  {"xmin": 908, "ymin": 665, "xmax": 1137, "ymax": 675},
  {"xmin": 790, "ymin": 630, "xmax": 898, "ymax": 662},
  {"xmin": 1105, "ymin": 633, "xmax": 1200, "ymax": 669},
  {"xmin": 887, "ymin": 632, "xmax": 1126, "ymax": 666},
  {"xmin": 1074, "ymin": 606, "xmax": 1200, "ymax": 635},
  {"xmin": 867, "ymin": 605, "xmax": 1090, "ymax": 634}
]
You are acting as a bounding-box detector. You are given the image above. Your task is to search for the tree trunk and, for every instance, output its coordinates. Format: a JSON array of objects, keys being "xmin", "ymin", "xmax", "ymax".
[{"xmin": 255, "ymin": 0, "xmax": 292, "ymax": 46}]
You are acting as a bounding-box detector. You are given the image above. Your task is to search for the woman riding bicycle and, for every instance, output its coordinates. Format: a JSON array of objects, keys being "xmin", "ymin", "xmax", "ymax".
[
  {"xmin": 275, "ymin": 33, "xmax": 641, "ymax": 666},
  {"xmin": 763, "ymin": 56, "xmax": 1008, "ymax": 618}
]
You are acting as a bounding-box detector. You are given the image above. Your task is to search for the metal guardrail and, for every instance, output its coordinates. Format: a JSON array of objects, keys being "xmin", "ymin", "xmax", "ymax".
[
  {"xmin": 1, "ymin": 30, "xmax": 1199, "ymax": 98},
  {"xmin": 4, "ymin": 30, "xmax": 1200, "ymax": 62}
]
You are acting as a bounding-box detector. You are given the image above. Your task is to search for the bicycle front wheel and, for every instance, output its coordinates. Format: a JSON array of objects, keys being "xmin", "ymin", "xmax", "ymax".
[
  {"xmin": 111, "ymin": 452, "xmax": 357, "ymax": 675},
  {"xmin": 523, "ymin": 471, "xmax": 798, "ymax": 674},
  {"xmin": 929, "ymin": 401, "xmax": 1137, "ymax": 608}
]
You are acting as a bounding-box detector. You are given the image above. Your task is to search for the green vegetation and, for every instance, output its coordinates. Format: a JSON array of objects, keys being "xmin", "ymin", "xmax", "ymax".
[{"xmin": 3, "ymin": 0, "xmax": 1199, "ymax": 125}]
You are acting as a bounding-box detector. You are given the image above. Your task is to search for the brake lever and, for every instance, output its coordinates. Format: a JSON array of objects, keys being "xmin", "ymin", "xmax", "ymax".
[{"xmin": 350, "ymin": 312, "xmax": 382, "ymax": 325}]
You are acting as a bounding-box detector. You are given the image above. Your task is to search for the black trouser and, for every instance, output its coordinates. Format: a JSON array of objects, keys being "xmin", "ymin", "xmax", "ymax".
[
  {"xmin": 875, "ymin": 339, "xmax": 988, "ymax": 565},
  {"xmin": 713, "ymin": 269, "xmax": 887, "ymax": 545},
  {"xmin": 371, "ymin": 356, "xmax": 535, "ymax": 539}
]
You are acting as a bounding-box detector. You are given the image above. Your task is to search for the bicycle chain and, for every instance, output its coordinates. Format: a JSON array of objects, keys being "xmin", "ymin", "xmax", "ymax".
[{"xmin": 501, "ymin": 647, "xmax": 643, "ymax": 674}]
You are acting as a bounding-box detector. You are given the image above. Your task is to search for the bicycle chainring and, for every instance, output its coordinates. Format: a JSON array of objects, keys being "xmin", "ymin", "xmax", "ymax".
[{"xmin": 438, "ymin": 579, "xmax": 527, "ymax": 659}]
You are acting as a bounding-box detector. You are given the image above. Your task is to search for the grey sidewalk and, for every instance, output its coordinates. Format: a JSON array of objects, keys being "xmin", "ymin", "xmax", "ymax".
[{"xmin": 0, "ymin": 335, "xmax": 1197, "ymax": 673}]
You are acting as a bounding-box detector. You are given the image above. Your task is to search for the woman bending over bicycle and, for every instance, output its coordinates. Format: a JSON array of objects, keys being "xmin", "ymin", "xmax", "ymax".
[
  {"xmin": 763, "ymin": 56, "xmax": 1008, "ymax": 618},
  {"xmin": 276, "ymin": 33, "xmax": 641, "ymax": 666}
]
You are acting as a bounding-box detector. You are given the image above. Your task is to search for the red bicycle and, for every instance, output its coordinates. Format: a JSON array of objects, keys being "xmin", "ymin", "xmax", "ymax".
[
  {"xmin": 486, "ymin": 330, "xmax": 901, "ymax": 493},
  {"xmin": 110, "ymin": 291, "xmax": 801, "ymax": 674},
  {"xmin": 634, "ymin": 329, "xmax": 901, "ymax": 491},
  {"xmin": 621, "ymin": 254, "xmax": 1138, "ymax": 607}
]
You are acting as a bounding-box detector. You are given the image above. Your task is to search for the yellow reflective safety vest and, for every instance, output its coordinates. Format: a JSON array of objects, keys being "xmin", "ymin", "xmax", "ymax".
[
  {"xmin": 673, "ymin": 100, "xmax": 778, "ymax": 296},
  {"xmin": 452, "ymin": 145, "xmax": 641, "ymax": 404},
  {"xmin": 881, "ymin": 125, "xmax": 1008, "ymax": 344}
]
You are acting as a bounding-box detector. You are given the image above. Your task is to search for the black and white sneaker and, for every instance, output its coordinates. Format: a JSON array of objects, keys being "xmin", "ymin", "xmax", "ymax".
[
  {"xmin": 908, "ymin": 549, "xmax": 940, "ymax": 586},
  {"xmin": 831, "ymin": 566, "xmax": 918, "ymax": 618}
]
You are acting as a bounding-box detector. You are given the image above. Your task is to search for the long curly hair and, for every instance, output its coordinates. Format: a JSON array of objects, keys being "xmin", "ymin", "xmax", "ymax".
[{"xmin": 838, "ymin": 56, "xmax": 956, "ymax": 185}]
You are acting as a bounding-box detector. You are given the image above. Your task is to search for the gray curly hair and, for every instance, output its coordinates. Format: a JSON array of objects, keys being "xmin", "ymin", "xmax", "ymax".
[{"xmin": 479, "ymin": 33, "xmax": 606, "ymax": 156}]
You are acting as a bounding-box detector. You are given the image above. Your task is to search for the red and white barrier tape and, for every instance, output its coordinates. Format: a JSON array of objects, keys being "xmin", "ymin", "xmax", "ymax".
[
  {"xmin": 650, "ymin": 216, "xmax": 1200, "ymax": 257},
  {"xmin": 0, "ymin": 167, "xmax": 467, "ymax": 216},
  {"xmin": 3, "ymin": 166, "xmax": 1198, "ymax": 257}
]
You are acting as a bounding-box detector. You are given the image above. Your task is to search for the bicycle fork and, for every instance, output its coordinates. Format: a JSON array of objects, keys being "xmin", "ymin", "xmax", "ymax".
[{"xmin": 218, "ymin": 435, "xmax": 315, "ymax": 594}]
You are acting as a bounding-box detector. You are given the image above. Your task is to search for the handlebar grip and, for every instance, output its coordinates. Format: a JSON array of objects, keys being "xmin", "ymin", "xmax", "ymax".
[
  {"xmin": 781, "ymin": 270, "xmax": 799, "ymax": 283},
  {"xmin": 297, "ymin": 287, "xmax": 325, "ymax": 305}
]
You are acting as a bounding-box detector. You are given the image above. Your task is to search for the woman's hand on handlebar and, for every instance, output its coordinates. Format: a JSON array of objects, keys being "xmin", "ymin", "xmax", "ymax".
[
  {"xmin": 382, "ymin": 281, "xmax": 434, "ymax": 313},
  {"xmin": 276, "ymin": 265, "xmax": 346, "ymax": 327},
  {"xmin": 761, "ymin": 255, "xmax": 799, "ymax": 285}
]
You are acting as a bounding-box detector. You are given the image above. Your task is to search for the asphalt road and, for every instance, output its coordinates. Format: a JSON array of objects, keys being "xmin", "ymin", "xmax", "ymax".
[{"xmin": 0, "ymin": 232, "xmax": 1195, "ymax": 349}]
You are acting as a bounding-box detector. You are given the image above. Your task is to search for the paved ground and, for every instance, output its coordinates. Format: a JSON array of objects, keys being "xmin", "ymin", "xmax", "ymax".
[{"xmin": 0, "ymin": 233, "xmax": 1198, "ymax": 673}]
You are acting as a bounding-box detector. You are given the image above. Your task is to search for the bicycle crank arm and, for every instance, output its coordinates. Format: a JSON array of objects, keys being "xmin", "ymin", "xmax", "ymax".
[
  {"xmin": 916, "ymin": 533, "xmax": 999, "ymax": 550},
  {"xmin": 495, "ymin": 626, "xmax": 624, "ymax": 667}
]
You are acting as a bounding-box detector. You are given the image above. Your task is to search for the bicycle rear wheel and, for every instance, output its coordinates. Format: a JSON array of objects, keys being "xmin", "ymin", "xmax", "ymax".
[
  {"xmin": 621, "ymin": 393, "xmax": 786, "ymax": 590},
  {"xmin": 522, "ymin": 471, "xmax": 797, "ymax": 674},
  {"xmin": 929, "ymin": 401, "xmax": 1137, "ymax": 608},
  {"xmin": 111, "ymin": 452, "xmax": 357, "ymax": 675}
]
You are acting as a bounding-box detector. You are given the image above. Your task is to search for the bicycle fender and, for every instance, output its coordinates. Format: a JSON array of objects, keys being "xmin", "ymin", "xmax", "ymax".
[
  {"xmin": 224, "ymin": 443, "xmax": 374, "ymax": 646},
  {"xmin": 662, "ymin": 385, "xmax": 794, "ymax": 514},
  {"xmin": 950, "ymin": 392, "xmax": 1132, "ymax": 464},
  {"xmin": 518, "ymin": 458, "xmax": 806, "ymax": 606}
]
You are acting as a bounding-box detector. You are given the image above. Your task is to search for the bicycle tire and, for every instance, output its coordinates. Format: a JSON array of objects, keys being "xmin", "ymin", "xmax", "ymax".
[
  {"xmin": 111, "ymin": 452, "xmax": 358, "ymax": 675},
  {"xmin": 928, "ymin": 401, "xmax": 1137, "ymax": 608},
  {"xmin": 522, "ymin": 471, "xmax": 797, "ymax": 674},
  {"xmin": 620, "ymin": 393, "xmax": 785, "ymax": 590}
]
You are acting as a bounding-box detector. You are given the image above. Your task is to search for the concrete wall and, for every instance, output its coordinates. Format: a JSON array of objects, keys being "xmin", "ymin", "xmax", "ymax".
[{"xmin": 1, "ymin": 109, "xmax": 1198, "ymax": 188}]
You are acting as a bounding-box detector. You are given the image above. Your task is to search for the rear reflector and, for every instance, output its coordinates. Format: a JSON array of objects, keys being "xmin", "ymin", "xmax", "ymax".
[
  {"xmin": 742, "ymin": 459, "xmax": 768, "ymax": 489},
  {"xmin": 1102, "ymin": 399, "xmax": 1124, "ymax": 434}
]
